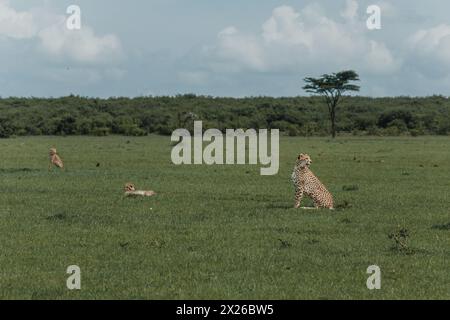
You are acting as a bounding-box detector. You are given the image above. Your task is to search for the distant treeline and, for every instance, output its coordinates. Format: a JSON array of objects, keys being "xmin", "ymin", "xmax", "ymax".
[{"xmin": 0, "ymin": 94, "xmax": 449, "ymax": 138}]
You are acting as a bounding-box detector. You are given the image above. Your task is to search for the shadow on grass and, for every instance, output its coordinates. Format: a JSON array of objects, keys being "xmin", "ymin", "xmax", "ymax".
[
  {"xmin": 266, "ymin": 203, "xmax": 292, "ymax": 210},
  {"xmin": 0, "ymin": 168, "xmax": 40, "ymax": 173},
  {"xmin": 335, "ymin": 200, "xmax": 352, "ymax": 210},
  {"xmin": 45, "ymin": 213, "xmax": 68, "ymax": 221},
  {"xmin": 431, "ymin": 223, "xmax": 450, "ymax": 230},
  {"xmin": 44, "ymin": 212, "xmax": 114, "ymax": 227},
  {"xmin": 342, "ymin": 185, "xmax": 359, "ymax": 191},
  {"xmin": 278, "ymin": 239, "xmax": 292, "ymax": 249}
]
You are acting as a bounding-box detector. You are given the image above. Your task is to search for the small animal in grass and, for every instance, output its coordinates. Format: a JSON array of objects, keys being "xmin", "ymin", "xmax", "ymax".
[
  {"xmin": 49, "ymin": 148, "xmax": 64, "ymax": 170},
  {"xmin": 124, "ymin": 183, "xmax": 156, "ymax": 197},
  {"xmin": 291, "ymin": 153, "xmax": 334, "ymax": 210}
]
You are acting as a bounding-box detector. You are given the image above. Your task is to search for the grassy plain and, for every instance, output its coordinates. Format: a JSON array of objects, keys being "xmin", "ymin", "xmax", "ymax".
[{"xmin": 0, "ymin": 135, "xmax": 449, "ymax": 299}]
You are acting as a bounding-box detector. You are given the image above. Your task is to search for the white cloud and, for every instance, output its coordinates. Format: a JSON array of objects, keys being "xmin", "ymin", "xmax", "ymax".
[
  {"xmin": 378, "ymin": 1, "xmax": 397, "ymax": 18},
  {"xmin": 408, "ymin": 24, "xmax": 450, "ymax": 76},
  {"xmin": 38, "ymin": 19, "xmax": 122, "ymax": 64},
  {"xmin": 207, "ymin": 4, "xmax": 400, "ymax": 76},
  {"xmin": 0, "ymin": 1, "xmax": 122, "ymax": 64},
  {"xmin": 262, "ymin": 6, "xmax": 311, "ymax": 46},
  {"xmin": 364, "ymin": 41, "xmax": 400, "ymax": 74},
  {"xmin": 340, "ymin": 0, "xmax": 359, "ymax": 23},
  {"xmin": 0, "ymin": 0, "xmax": 37, "ymax": 39},
  {"xmin": 215, "ymin": 26, "xmax": 266, "ymax": 71},
  {"xmin": 409, "ymin": 24, "xmax": 450, "ymax": 65}
]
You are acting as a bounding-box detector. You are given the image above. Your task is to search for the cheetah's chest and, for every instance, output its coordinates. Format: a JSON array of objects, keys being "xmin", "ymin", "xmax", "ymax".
[{"xmin": 292, "ymin": 168, "xmax": 320, "ymax": 191}]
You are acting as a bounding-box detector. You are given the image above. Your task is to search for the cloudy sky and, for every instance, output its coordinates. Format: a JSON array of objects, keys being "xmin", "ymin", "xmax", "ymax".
[{"xmin": 1, "ymin": 0, "xmax": 450, "ymax": 97}]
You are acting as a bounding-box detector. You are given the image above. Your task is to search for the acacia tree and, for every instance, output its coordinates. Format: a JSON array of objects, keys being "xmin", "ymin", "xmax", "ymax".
[{"xmin": 303, "ymin": 70, "xmax": 360, "ymax": 138}]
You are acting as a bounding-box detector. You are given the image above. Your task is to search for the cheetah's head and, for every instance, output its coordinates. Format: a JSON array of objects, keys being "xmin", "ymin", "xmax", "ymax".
[
  {"xmin": 124, "ymin": 183, "xmax": 136, "ymax": 192},
  {"xmin": 49, "ymin": 148, "xmax": 57, "ymax": 155},
  {"xmin": 296, "ymin": 153, "xmax": 312, "ymax": 168}
]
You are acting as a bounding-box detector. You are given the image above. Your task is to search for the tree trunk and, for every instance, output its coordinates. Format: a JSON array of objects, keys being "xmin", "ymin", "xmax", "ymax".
[{"xmin": 330, "ymin": 104, "xmax": 336, "ymax": 138}]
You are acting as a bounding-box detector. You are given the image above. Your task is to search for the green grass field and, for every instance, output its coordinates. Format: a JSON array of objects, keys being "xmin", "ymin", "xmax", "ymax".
[{"xmin": 0, "ymin": 135, "xmax": 449, "ymax": 299}]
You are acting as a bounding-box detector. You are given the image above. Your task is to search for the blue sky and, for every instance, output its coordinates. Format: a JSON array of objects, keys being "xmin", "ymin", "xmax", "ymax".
[{"xmin": 1, "ymin": 0, "xmax": 450, "ymax": 97}]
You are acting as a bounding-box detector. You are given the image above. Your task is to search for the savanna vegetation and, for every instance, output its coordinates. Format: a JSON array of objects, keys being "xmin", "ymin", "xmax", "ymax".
[
  {"xmin": 1, "ymin": 94, "xmax": 449, "ymax": 138},
  {"xmin": 0, "ymin": 136, "xmax": 449, "ymax": 299},
  {"xmin": 303, "ymin": 70, "xmax": 361, "ymax": 138}
]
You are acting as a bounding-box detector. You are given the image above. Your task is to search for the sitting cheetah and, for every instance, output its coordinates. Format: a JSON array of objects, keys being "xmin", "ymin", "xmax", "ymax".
[
  {"xmin": 49, "ymin": 148, "xmax": 64, "ymax": 170},
  {"xmin": 124, "ymin": 183, "xmax": 156, "ymax": 197},
  {"xmin": 291, "ymin": 153, "xmax": 334, "ymax": 209}
]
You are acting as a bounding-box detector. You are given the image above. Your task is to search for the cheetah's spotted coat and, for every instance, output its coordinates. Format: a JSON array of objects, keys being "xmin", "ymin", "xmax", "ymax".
[
  {"xmin": 49, "ymin": 148, "xmax": 64, "ymax": 170},
  {"xmin": 124, "ymin": 183, "xmax": 156, "ymax": 197},
  {"xmin": 291, "ymin": 153, "xmax": 334, "ymax": 209}
]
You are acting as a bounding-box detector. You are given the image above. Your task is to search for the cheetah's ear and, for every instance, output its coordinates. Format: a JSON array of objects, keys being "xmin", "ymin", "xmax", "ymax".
[{"xmin": 298, "ymin": 153, "xmax": 304, "ymax": 159}]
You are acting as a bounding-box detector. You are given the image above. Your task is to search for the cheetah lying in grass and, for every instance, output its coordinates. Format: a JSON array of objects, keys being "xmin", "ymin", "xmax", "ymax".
[
  {"xmin": 49, "ymin": 148, "xmax": 64, "ymax": 170},
  {"xmin": 124, "ymin": 183, "xmax": 156, "ymax": 197},
  {"xmin": 291, "ymin": 153, "xmax": 334, "ymax": 210}
]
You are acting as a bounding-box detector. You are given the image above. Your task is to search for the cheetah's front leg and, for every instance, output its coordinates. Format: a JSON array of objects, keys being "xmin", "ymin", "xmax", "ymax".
[{"xmin": 294, "ymin": 188, "xmax": 304, "ymax": 209}]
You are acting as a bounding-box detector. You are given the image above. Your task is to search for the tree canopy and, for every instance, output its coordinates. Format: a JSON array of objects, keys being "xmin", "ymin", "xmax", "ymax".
[{"xmin": 303, "ymin": 70, "xmax": 360, "ymax": 137}]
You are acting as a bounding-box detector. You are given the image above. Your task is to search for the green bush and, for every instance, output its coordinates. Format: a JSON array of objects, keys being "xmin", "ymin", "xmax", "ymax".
[
  {"xmin": 0, "ymin": 95, "xmax": 448, "ymax": 137},
  {"xmin": 92, "ymin": 127, "xmax": 110, "ymax": 136}
]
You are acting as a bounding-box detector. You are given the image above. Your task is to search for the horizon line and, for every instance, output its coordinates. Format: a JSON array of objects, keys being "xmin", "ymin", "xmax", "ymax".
[{"xmin": 1, "ymin": 94, "xmax": 449, "ymax": 100}]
